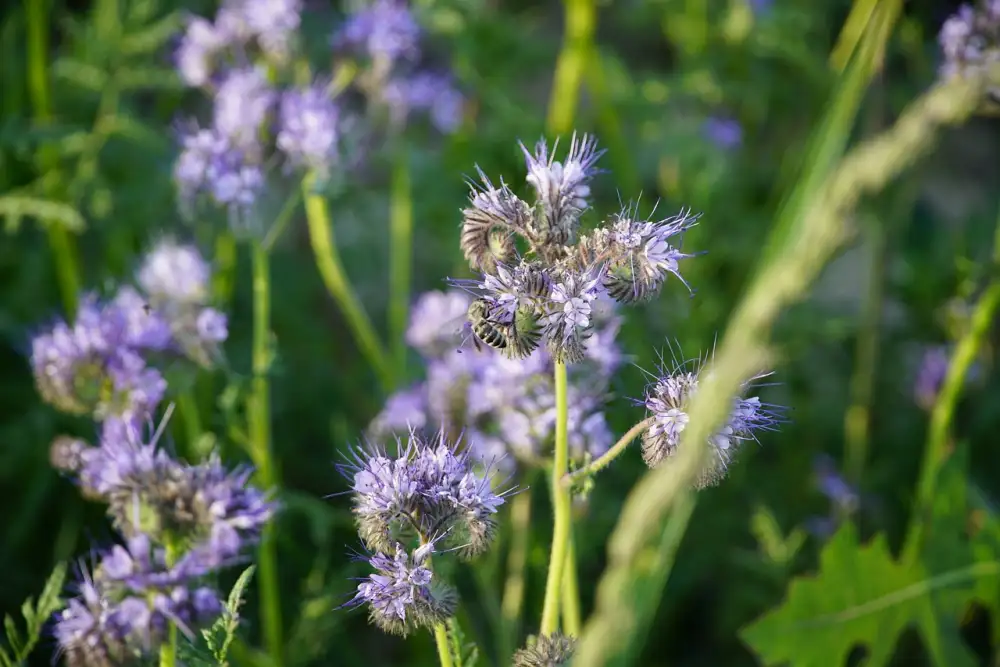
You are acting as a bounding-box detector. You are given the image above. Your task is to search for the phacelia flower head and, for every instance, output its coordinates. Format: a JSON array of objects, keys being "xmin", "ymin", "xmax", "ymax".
[
  {"xmin": 135, "ymin": 239, "xmax": 227, "ymax": 368},
  {"xmin": 339, "ymin": 429, "xmax": 510, "ymax": 559},
  {"xmin": 938, "ymin": 1, "xmax": 1000, "ymax": 95},
  {"xmin": 30, "ymin": 296, "xmax": 168, "ymax": 421},
  {"xmin": 333, "ymin": 0, "xmax": 421, "ymax": 68},
  {"xmin": 512, "ymin": 633, "xmax": 577, "ymax": 667},
  {"xmin": 382, "ymin": 71, "xmax": 465, "ymax": 134},
  {"xmin": 277, "ymin": 82, "xmax": 341, "ymax": 172},
  {"xmin": 175, "ymin": 16, "xmax": 228, "ymax": 87},
  {"xmin": 55, "ymin": 539, "xmax": 222, "ymax": 665},
  {"xmin": 458, "ymin": 135, "xmax": 700, "ymax": 365},
  {"xmin": 213, "ymin": 67, "xmax": 275, "ymax": 150},
  {"xmin": 346, "ymin": 540, "xmax": 456, "ymax": 637},
  {"xmin": 638, "ymin": 348, "xmax": 784, "ymax": 488}
]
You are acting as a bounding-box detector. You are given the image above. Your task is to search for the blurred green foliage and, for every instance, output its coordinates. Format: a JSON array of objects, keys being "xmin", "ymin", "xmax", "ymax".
[{"xmin": 3, "ymin": 0, "xmax": 1000, "ymax": 665}]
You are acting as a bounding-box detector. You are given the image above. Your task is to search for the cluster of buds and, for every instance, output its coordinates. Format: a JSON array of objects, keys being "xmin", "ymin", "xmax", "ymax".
[{"xmin": 458, "ymin": 134, "xmax": 699, "ymax": 364}]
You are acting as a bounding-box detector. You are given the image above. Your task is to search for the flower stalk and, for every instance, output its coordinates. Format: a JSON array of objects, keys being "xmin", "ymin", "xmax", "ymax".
[
  {"xmin": 540, "ymin": 361, "xmax": 571, "ymax": 635},
  {"xmin": 563, "ymin": 418, "xmax": 653, "ymax": 488}
]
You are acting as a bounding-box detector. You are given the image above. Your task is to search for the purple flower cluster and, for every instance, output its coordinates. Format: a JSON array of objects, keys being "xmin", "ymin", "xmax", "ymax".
[
  {"xmin": 459, "ymin": 134, "xmax": 698, "ymax": 364},
  {"xmin": 55, "ymin": 536, "xmax": 223, "ymax": 666},
  {"xmin": 333, "ymin": 0, "xmax": 465, "ymax": 134},
  {"xmin": 803, "ymin": 454, "xmax": 860, "ymax": 539},
  {"xmin": 638, "ymin": 350, "xmax": 785, "ymax": 487},
  {"xmin": 938, "ymin": 1, "xmax": 1000, "ymax": 93},
  {"xmin": 30, "ymin": 242, "xmax": 226, "ymax": 423},
  {"xmin": 370, "ymin": 288, "xmax": 622, "ymax": 472},
  {"xmin": 340, "ymin": 429, "xmax": 504, "ymax": 634},
  {"xmin": 51, "ymin": 413, "xmax": 275, "ymax": 661}
]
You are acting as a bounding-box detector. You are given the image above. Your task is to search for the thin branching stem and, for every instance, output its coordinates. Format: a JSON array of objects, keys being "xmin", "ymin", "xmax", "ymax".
[
  {"xmin": 903, "ymin": 201, "xmax": 1000, "ymax": 564},
  {"xmin": 501, "ymin": 485, "xmax": 532, "ymax": 658},
  {"xmin": 563, "ymin": 418, "xmax": 652, "ymax": 488}
]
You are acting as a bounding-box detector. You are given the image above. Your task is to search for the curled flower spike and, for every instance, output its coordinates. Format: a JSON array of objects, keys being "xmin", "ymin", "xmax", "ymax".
[
  {"xmin": 460, "ymin": 168, "xmax": 531, "ymax": 273},
  {"xmin": 512, "ymin": 633, "xmax": 577, "ymax": 667},
  {"xmin": 637, "ymin": 347, "xmax": 785, "ymax": 488},
  {"xmin": 346, "ymin": 540, "xmax": 456, "ymax": 637},
  {"xmin": 338, "ymin": 429, "xmax": 511, "ymax": 558},
  {"xmin": 520, "ymin": 132, "xmax": 605, "ymax": 247}
]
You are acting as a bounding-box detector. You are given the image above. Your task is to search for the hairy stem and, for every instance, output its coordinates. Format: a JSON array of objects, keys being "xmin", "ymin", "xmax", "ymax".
[
  {"xmin": 540, "ymin": 361, "xmax": 571, "ymax": 635},
  {"xmin": 561, "ymin": 533, "xmax": 582, "ymax": 636},
  {"xmin": 501, "ymin": 486, "xmax": 532, "ymax": 657},
  {"xmin": 249, "ymin": 241, "xmax": 283, "ymax": 665},
  {"xmin": 434, "ymin": 622, "xmax": 455, "ymax": 667},
  {"xmin": 302, "ymin": 173, "xmax": 394, "ymax": 391},
  {"xmin": 563, "ymin": 418, "xmax": 652, "ymax": 488},
  {"xmin": 903, "ymin": 201, "xmax": 1000, "ymax": 563},
  {"xmin": 389, "ymin": 149, "xmax": 413, "ymax": 380}
]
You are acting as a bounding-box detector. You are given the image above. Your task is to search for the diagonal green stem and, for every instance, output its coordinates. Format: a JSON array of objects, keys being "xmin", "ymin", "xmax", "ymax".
[
  {"xmin": 249, "ymin": 241, "xmax": 283, "ymax": 665},
  {"xmin": 389, "ymin": 149, "xmax": 413, "ymax": 379},
  {"xmin": 302, "ymin": 173, "xmax": 394, "ymax": 392},
  {"xmin": 540, "ymin": 362, "xmax": 571, "ymax": 635},
  {"xmin": 563, "ymin": 418, "xmax": 652, "ymax": 489},
  {"xmin": 903, "ymin": 202, "xmax": 1000, "ymax": 564},
  {"xmin": 561, "ymin": 533, "xmax": 582, "ymax": 636},
  {"xmin": 433, "ymin": 622, "xmax": 455, "ymax": 667}
]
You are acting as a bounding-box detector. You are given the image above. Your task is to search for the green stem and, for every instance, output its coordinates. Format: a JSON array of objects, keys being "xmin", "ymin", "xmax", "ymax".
[
  {"xmin": 389, "ymin": 149, "xmax": 413, "ymax": 380},
  {"xmin": 501, "ymin": 486, "xmax": 532, "ymax": 657},
  {"xmin": 540, "ymin": 362, "xmax": 570, "ymax": 635},
  {"xmin": 26, "ymin": 0, "xmax": 81, "ymax": 317},
  {"xmin": 434, "ymin": 622, "xmax": 455, "ymax": 667},
  {"xmin": 176, "ymin": 390, "xmax": 204, "ymax": 461},
  {"xmin": 249, "ymin": 241, "xmax": 283, "ymax": 665},
  {"xmin": 213, "ymin": 232, "xmax": 238, "ymax": 307},
  {"xmin": 302, "ymin": 173, "xmax": 394, "ymax": 392},
  {"xmin": 903, "ymin": 203, "xmax": 1000, "ymax": 564},
  {"xmin": 546, "ymin": 0, "xmax": 596, "ymax": 136},
  {"xmin": 563, "ymin": 418, "xmax": 652, "ymax": 489},
  {"xmin": 159, "ymin": 542, "xmax": 180, "ymax": 667},
  {"xmin": 561, "ymin": 533, "xmax": 582, "ymax": 636},
  {"xmin": 261, "ymin": 188, "xmax": 303, "ymax": 252}
]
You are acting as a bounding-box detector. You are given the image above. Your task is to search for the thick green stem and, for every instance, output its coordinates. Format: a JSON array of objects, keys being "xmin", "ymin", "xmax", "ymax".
[
  {"xmin": 501, "ymin": 486, "xmax": 532, "ymax": 656},
  {"xmin": 213, "ymin": 232, "xmax": 238, "ymax": 307},
  {"xmin": 249, "ymin": 242, "xmax": 283, "ymax": 665},
  {"xmin": 561, "ymin": 533, "xmax": 582, "ymax": 636},
  {"xmin": 26, "ymin": 0, "xmax": 81, "ymax": 317},
  {"xmin": 540, "ymin": 362, "xmax": 571, "ymax": 635},
  {"xmin": 563, "ymin": 418, "xmax": 652, "ymax": 489},
  {"xmin": 302, "ymin": 173, "xmax": 394, "ymax": 391},
  {"xmin": 433, "ymin": 622, "xmax": 454, "ymax": 667},
  {"xmin": 389, "ymin": 151, "xmax": 412, "ymax": 379},
  {"xmin": 903, "ymin": 203, "xmax": 1000, "ymax": 563}
]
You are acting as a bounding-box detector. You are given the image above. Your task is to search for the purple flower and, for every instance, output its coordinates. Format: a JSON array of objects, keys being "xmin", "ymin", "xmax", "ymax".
[
  {"xmin": 383, "ymin": 72, "xmax": 464, "ymax": 133},
  {"xmin": 30, "ymin": 296, "xmax": 168, "ymax": 421},
  {"xmin": 703, "ymin": 116, "xmax": 743, "ymax": 150},
  {"xmin": 212, "ymin": 67, "xmax": 275, "ymax": 150},
  {"xmin": 406, "ymin": 290, "xmax": 471, "ymax": 358},
  {"xmin": 333, "ymin": 0, "xmax": 421, "ymax": 66},
  {"xmin": 938, "ymin": 2, "xmax": 1000, "ymax": 89},
  {"xmin": 638, "ymin": 350, "xmax": 785, "ymax": 487},
  {"xmin": 339, "ymin": 429, "xmax": 509, "ymax": 558},
  {"xmin": 176, "ymin": 16, "xmax": 228, "ymax": 87},
  {"xmin": 277, "ymin": 83, "xmax": 340, "ymax": 171},
  {"xmin": 813, "ymin": 454, "xmax": 859, "ymax": 513},
  {"xmin": 241, "ymin": 0, "xmax": 302, "ymax": 60},
  {"xmin": 541, "ymin": 269, "xmax": 603, "ymax": 363},
  {"xmin": 520, "ymin": 132, "xmax": 605, "ymax": 243},
  {"xmin": 914, "ymin": 345, "xmax": 950, "ymax": 411},
  {"xmin": 346, "ymin": 540, "xmax": 455, "ymax": 636},
  {"xmin": 137, "ymin": 239, "xmax": 212, "ymax": 306}
]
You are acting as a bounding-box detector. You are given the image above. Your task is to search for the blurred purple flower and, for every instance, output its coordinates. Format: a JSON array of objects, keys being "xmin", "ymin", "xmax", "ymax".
[
  {"xmin": 938, "ymin": 2, "xmax": 1000, "ymax": 90},
  {"xmin": 277, "ymin": 82, "xmax": 341, "ymax": 171},
  {"xmin": 703, "ymin": 116, "xmax": 743, "ymax": 150},
  {"xmin": 914, "ymin": 345, "xmax": 950, "ymax": 411},
  {"xmin": 383, "ymin": 72, "xmax": 464, "ymax": 134},
  {"xmin": 213, "ymin": 67, "xmax": 275, "ymax": 149},
  {"xmin": 333, "ymin": 0, "xmax": 421, "ymax": 66}
]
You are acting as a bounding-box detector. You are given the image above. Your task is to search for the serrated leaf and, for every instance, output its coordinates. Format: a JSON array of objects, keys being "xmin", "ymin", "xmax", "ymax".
[
  {"xmin": 741, "ymin": 522, "xmax": 999, "ymax": 667},
  {"xmin": 0, "ymin": 195, "xmax": 86, "ymax": 234},
  {"xmin": 204, "ymin": 566, "xmax": 255, "ymax": 665},
  {"xmin": 121, "ymin": 11, "xmax": 183, "ymax": 54},
  {"xmin": 2, "ymin": 618, "xmax": 19, "ymax": 655}
]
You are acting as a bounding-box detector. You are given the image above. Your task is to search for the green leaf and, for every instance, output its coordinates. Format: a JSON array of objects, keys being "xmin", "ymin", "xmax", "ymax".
[
  {"xmin": 0, "ymin": 195, "xmax": 86, "ymax": 234},
  {"xmin": 203, "ymin": 566, "xmax": 256, "ymax": 666},
  {"xmin": 120, "ymin": 11, "xmax": 183, "ymax": 55},
  {"xmin": 0, "ymin": 563, "xmax": 68, "ymax": 665},
  {"xmin": 52, "ymin": 57, "xmax": 109, "ymax": 91},
  {"xmin": 116, "ymin": 66, "xmax": 183, "ymax": 91},
  {"xmin": 740, "ymin": 522, "xmax": 998, "ymax": 667}
]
